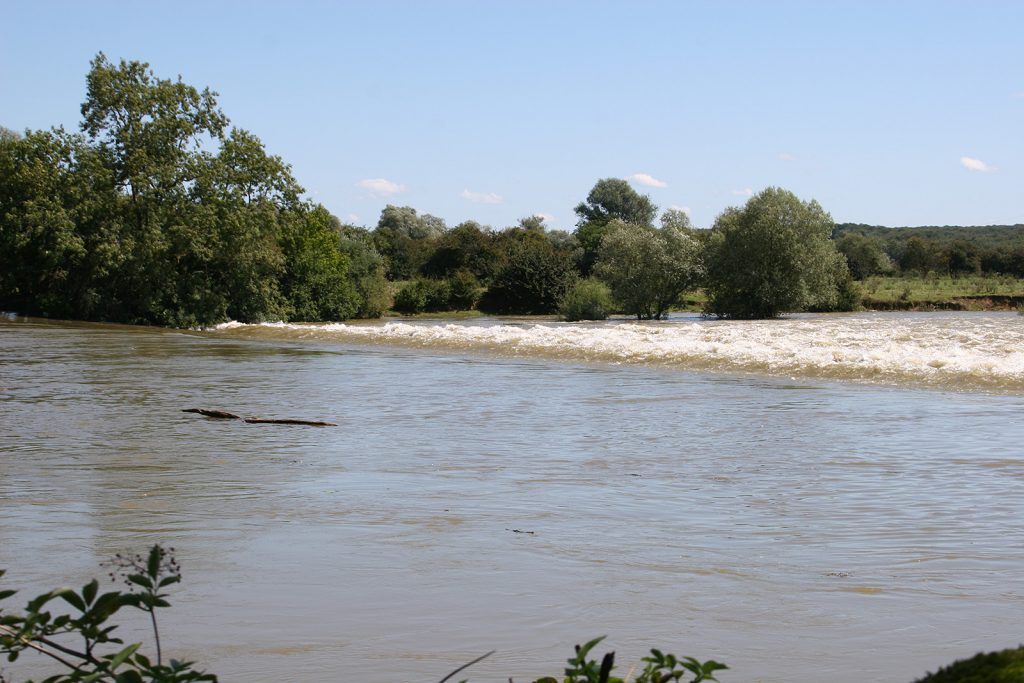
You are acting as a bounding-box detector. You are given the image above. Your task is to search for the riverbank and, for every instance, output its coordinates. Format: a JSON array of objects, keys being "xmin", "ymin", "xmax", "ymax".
[{"xmin": 859, "ymin": 275, "xmax": 1024, "ymax": 311}]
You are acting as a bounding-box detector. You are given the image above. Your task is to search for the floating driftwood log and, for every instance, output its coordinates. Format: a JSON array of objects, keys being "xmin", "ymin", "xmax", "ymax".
[
  {"xmin": 182, "ymin": 409, "xmax": 335, "ymax": 427},
  {"xmin": 243, "ymin": 418, "xmax": 337, "ymax": 427},
  {"xmin": 182, "ymin": 408, "xmax": 240, "ymax": 419}
]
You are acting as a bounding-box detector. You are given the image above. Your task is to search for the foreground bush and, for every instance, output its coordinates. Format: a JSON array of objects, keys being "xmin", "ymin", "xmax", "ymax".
[
  {"xmin": 913, "ymin": 646, "xmax": 1024, "ymax": 683},
  {"xmin": 0, "ymin": 545, "xmax": 216, "ymax": 682}
]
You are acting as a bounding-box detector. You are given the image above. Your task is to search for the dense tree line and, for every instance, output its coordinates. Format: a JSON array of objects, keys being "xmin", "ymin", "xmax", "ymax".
[
  {"xmin": 0, "ymin": 54, "xmax": 386, "ymax": 327},
  {"xmin": 833, "ymin": 223, "xmax": 1024, "ymax": 278},
  {"xmin": 16, "ymin": 57, "xmax": 1014, "ymax": 326}
]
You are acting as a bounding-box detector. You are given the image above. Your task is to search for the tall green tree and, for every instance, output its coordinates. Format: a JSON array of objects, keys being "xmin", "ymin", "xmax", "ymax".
[
  {"xmin": 77, "ymin": 53, "xmax": 232, "ymax": 324},
  {"xmin": 703, "ymin": 187, "xmax": 853, "ymax": 319},
  {"xmin": 278, "ymin": 205, "xmax": 359, "ymax": 321},
  {"xmin": 338, "ymin": 224, "xmax": 391, "ymax": 318},
  {"xmin": 574, "ymin": 178, "xmax": 658, "ymax": 275},
  {"xmin": 373, "ymin": 205, "xmax": 446, "ymax": 280},
  {"xmin": 594, "ymin": 220, "xmax": 703, "ymax": 319},
  {"xmin": 420, "ymin": 220, "xmax": 500, "ymax": 283},
  {"xmin": 2, "ymin": 54, "xmax": 381, "ymax": 327},
  {"xmin": 479, "ymin": 230, "xmax": 576, "ymax": 314}
]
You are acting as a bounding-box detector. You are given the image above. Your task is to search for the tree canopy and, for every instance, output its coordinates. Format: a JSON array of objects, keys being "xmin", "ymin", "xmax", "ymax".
[
  {"xmin": 703, "ymin": 187, "xmax": 853, "ymax": 319},
  {"xmin": 0, "ymin": 54, "xmax": 382, "ymax": 326},
  {"xmin": 594, "ymin": 220, "xmax": 703, "ymax": 320},
  {"xmin": 573, "ymin": 179, "xmax": 658, "ymax": 276}
]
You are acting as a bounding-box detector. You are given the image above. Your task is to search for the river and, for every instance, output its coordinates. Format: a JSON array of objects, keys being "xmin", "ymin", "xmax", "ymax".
[{"xmin": 1, "ymin": 312, "xmax": 1022, "ymax": 682}]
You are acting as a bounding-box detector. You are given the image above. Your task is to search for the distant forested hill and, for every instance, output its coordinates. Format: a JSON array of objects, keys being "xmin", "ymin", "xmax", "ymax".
[{"xmin": 834, "ymin": 223, "xmax": 1024, "ymax": 250}]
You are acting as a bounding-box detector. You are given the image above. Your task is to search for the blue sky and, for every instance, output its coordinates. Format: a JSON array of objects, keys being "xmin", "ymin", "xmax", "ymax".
[{"xmin": 3, "ymin": 1, "xmax": 1021, "ymax": 231}]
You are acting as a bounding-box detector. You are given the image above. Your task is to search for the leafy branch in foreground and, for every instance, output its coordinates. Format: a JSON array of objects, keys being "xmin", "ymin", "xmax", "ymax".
[
  {"xmin": 444, "ymin": 635, "xmax": 727, "ymax": 683},
  {"xmin": 0, "ymin": 545, "xmax": 214, "ymax": 682}
]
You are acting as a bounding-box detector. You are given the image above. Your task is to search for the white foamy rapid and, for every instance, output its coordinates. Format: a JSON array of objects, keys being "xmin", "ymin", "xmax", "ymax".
[{"xmin": 210, "ymin": 312, "xmax": 1024, "ymax": 392}]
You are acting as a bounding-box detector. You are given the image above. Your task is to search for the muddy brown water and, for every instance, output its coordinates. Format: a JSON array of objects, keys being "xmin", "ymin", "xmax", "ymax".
[{"xmin": 1, "ymin": 314, "xmax": 1022, "ymax": 682}]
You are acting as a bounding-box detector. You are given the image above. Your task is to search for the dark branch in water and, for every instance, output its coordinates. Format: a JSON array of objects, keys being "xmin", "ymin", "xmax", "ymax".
[
  {"xmin": 182, "ymin": 408, "xmax": 241, "ymax": 419},
  {"xmin": 437, "ymin": 649, "xmax": 495, "ymax": 683},
  {"xmin": 182, "ymin": 409, "xmax": 335, "ymax": 426},
  {"xmin": 243, "ymin": 418, "xmax": 337, "ymax": 427}
]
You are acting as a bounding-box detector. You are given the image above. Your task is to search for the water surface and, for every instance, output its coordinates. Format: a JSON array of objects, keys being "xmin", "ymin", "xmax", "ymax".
[{"xmin": 1, "ymin": 314, "xmax": 1022, "ymax": 682}]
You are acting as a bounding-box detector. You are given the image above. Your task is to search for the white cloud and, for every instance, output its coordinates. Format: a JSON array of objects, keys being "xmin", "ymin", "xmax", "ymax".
[
  {"xmin": 346, "ymin": 213, "xmax": 360, "ymax": 223},
  {"xmin": 356, "ymin": 178, "xmax": 406, "ymax": 196},
  {"xmin": 1014, "ymin": 91, "xmax": 1024, "ymax": 99},
  {"xmin": 669, "ymin": 205, "xmax": 691, "ymax": 215},
  {"xmin": 960, "ymin": 156, "xmax": 997, "ymax": 172},
  {"xmin": 534, "ymin": 212, "xmax": 556, "ymax": 223},
  {"xmin": 779, "ymin": 153, "xmax": 797, "ymax": 162},
  {"xmin": 626, "ymin": 173, "xmax": 668, "ymax": 188},
  {"xmin": 461, "ymin": 188, "xmax": 504, "ymax": 204},
  {"xmin": 731, "ymin": 188, "xmax": 754, "ymax": 197}
]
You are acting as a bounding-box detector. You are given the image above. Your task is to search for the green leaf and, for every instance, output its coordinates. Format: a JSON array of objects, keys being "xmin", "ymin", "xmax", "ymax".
[
  {"xmin": 0, "ymin": 589, "xmax": 16, "ymax": 601},
  {"xmin": 128, "ymin": 574, "xmax": 153, "ymax": 590},
  {"xmin": 158, "ymin": 575, "xmax": 181, "ymax": 588},
  {"xmin": 27, "ymin": 588, "xmax": 68, "ymax": 612},
  {"xmin": 114, "ymin": 669, "xmax": 145, "ymax": 683},
  {"xmin": 60, "ymin": 589, "xmax": 86, "ymax": 612},
  {"xmin": 577, "ymin": 635, "xmax": 606, "ymax": 660},
  {"xmin": 82, "ymin": 578, "xmax": 99, "ymax": 606},
  {"xmin": 147, "ymin": 545, "xmax": 161, "ymax": 579},
  {"xmin": 108, "ymin": 642, "xmax": 141, "ymax": 670}
]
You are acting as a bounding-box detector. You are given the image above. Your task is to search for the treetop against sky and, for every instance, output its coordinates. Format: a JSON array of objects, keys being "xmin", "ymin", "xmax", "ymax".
[{"xmin": 2, "ymin": 0, "xmax": 1021, "ymax": 231}]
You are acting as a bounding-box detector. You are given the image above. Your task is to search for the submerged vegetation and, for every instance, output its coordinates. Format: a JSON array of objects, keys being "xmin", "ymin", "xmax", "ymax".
[{"xmin": 2, "ymin": 56, "xmax": 1022, "ymax": 328}]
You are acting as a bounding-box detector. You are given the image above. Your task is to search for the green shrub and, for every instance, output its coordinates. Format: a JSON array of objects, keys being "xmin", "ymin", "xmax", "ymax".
[
  {"xmin": 914, "ymin": 646, "xmax": 1024, "ymax": 682},
  {"xmin": 393, "ymin": 277, "xmax": 466, "ymax": 313},
  {"xmin": 0, "ymin": 545, "xmax": 216, "ymax": 682},
  {"xmin": 479, "ymin": 233, "xmax": 576, "ymax": 314},
  {"xmin": 559, "ymin": 278, "xmax": 614, "ymax": 321},
  {"xmin": 447, "ymin": 270, "xmax": 482, "ymax": 310}
]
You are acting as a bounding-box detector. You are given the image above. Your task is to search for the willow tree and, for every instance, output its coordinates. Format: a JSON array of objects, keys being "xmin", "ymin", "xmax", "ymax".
[
  {"xmin": 594, "ymin": 220, "xmax": 703, "ymax": 319},
  {"xmin": 703, "ymin": 187, "xmax": 854, "ymax": 319}
]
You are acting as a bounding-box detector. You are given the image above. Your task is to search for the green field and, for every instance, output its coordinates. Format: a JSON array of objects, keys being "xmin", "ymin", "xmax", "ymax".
[{"xmin": 860, "ymin": 275, "xmax": 1024, "ymax": 310}]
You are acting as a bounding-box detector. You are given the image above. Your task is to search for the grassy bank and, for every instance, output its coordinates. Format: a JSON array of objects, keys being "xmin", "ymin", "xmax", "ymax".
[{"xmin": 860, "ymin": 275, "xmax": 1024, "ymax": 311}]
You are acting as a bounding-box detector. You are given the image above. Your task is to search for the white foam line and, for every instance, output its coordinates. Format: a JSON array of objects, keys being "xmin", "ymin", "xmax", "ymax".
[{"xmin": 211, "ymin": 316, "xmax": 1024, "ymax": 389}]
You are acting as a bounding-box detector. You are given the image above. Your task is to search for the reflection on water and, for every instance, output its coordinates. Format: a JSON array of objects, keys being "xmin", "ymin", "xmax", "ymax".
[{"xmin": 1, "ymin": 316, "xmax": 1023, "ymax": 682}]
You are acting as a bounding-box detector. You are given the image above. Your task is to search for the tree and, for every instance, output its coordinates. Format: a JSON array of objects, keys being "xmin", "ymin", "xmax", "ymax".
[
  {"xmin": 660, "ymin": 207, "xmax": 692, "ymax": 232},
  {"xmin": 479, "ymin": 230, "xmax": 576, "ymax": 314},
  {"xmin": 1, "ymin": 54, "xmax": 377, "ymax": 327},
  {"xmin": 898, "ymin": 235, "xmax": 938, "ymax": 276},
  {"xmin": 338, "ymin": 225, "xmax": 391, "ymax": 317},
  {"xmin": 575, "ymin": 178, "xmax": 657, "ymax": 227},
  {"xmin": 574, "ymin": 179, "xmax": 658, "ymax": 276},
  {"xmin": 594, "ymin": 220, "xmax": 703, "ymax": 319},
  {"xmin": 372, "ymin": 205, "xmax": 446, "ymax": 280},
  {"xmin": 278, "ymin": 205, "xmax": 359, "ymax": 321},
  {"xmin": 834, "ymin": 232, "xmax": 894, "ymax": 279},
  {"xmin": 944, "ymin": 239, "xmax": 981, "ymax": 277},
  {"xmin": 420, "ymin": 220, "xmax": 500, "ymax": 283},
  {"xmin": 703, "ymin": 187, "xmax": 853, "ymax": 318}
]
